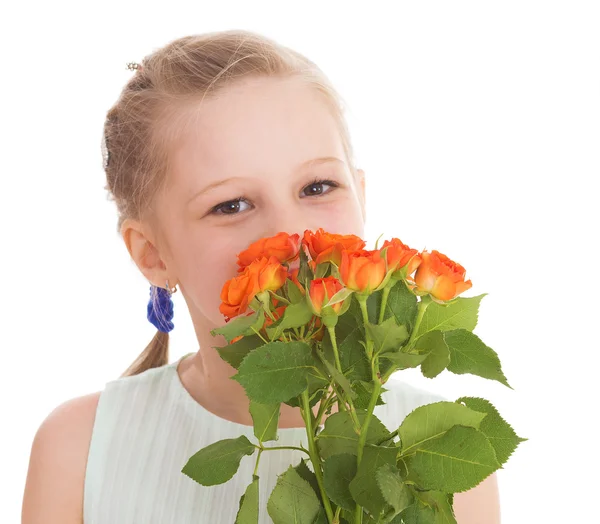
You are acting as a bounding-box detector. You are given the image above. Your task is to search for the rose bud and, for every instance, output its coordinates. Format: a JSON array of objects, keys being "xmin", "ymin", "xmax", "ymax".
[
  {"xmin": 339, "ymin": 249, "xmax": 387, "ymax": 294},
  {"xmin": 413, "ymin": 250, "xmax": 472, "ymax": 301}
]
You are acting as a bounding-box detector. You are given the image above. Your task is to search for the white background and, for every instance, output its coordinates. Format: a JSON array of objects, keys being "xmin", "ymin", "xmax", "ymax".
[{"xmin": 2, "ymin": 1, "xmax": 599, "ymax": 522}]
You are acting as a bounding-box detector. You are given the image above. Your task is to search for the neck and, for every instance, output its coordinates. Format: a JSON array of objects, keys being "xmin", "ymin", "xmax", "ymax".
[{"xmin": 179, "ymin": 312, "xmax": 324, "ymax": 428}]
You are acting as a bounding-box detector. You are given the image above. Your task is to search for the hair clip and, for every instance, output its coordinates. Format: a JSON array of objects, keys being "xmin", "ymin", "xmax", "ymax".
[
  {"xmin": 101, "ymin": 127, "xmax": 110, "ymax": 170},
  {"xmin": 126, "ymin": 61, "xmax": 143, "ymax": 72}
]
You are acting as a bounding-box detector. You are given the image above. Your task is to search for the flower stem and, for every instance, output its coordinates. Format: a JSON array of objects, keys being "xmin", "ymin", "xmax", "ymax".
[
  {"xmin": 375, "ymin": 428, "xmax": 398, "ymax": 446},
  {"xmin": 269, "ymin": 291, "xmax": 291, "ymax": 305},
  {"xmin": 327, "ymin": 327, "xmax": 360, "ymax": 429},
  {"xmin": 353, "ymin": 357, "xmax": 382, "ymax": 524},
  {"xmin": 250, "ymin": 326, "xmax": 269, "ymax": 344},
  {"xmin": 378, "ymin": 285, "xmax": 391, "ymax": 324},
  {"xmin": 327, "ymin": 326, "xmax": 344, "ymax": 377},
  {"xmin": 357, "ymin": 295, "xmax": 374, "ymax": 359},
  {"xmin": 301, "ymin": 388, "xmax": 334, "ymax": 523},
  {"xmin": 404, "ymin": 295, "xmax": 431, "ymax": 351},
  {"xmin": 260, "ymin": 444, "xmax": 310, "ymax": 455},
  {"xmin": 253, "ymin": 447, "xmax": 263, "ymax": 477}
]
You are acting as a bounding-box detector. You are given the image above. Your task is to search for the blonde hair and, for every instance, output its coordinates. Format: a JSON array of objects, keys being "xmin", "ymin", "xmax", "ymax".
[{"xmin": 103, "ymin": 30, "xmax": 359, "ymax": 378}]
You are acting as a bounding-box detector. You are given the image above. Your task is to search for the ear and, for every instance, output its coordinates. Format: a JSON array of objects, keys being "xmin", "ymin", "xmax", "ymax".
[
  {"xmin": 357, "ymin": 168, "xmax": 366, "ymax": 223},
  {"xmin": 120, "ymin": 218, "xmax": 174, "ymax": 288}
]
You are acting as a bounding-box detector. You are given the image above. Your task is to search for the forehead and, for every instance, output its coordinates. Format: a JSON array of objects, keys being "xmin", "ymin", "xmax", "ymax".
[{"xmin": 168, "ymin": 76, "xmax": 346, "ymax": 188}]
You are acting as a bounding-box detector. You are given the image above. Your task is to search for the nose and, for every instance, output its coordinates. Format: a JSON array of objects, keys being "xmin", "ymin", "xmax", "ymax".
[{"xmin": 261, "ymin": 205, "xmax": 315, "ymax": 245}]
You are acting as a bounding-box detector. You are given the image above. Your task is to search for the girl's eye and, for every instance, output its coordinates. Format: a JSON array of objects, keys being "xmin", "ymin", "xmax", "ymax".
[
  {"xmin": 209, "ymin": 178, "xmax": 339, "ymax": 216},
  {"xmin": 210, "ymin": 197, "xmax": 251, "ymax": 216},
  {"xmin": 301, "ymin": 178, "xmax": 339, "ymax": 198}
]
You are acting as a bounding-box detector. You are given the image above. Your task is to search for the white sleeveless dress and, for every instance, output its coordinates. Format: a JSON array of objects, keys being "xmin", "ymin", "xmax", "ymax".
[{"xmin": 83, "ymin": 353, "xmax": 446, "ymax": 523}]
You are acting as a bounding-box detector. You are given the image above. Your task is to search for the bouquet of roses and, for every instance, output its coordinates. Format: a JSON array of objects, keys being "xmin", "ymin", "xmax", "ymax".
[{"xmin": 182, "ymin": 229, "xmax": 526, "ymax": 524}]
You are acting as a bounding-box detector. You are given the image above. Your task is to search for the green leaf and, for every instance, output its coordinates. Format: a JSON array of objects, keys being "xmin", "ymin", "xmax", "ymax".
[
  {"xmin": 335, "ymin": 298, "xmax": 364, "ymax": 340},
  {"xmin": 267, "ymin": 465, "xmax": 322, "ymax": 524},
  {"xmin": 339, "ymin": 334, "xmax": 371, "ymax": 383},
  {"xmin": 405, "ymin": 425, "xmax": 501, "ymax": 493},
  {"xmin": 315, "ymin": 262, "xmax": 330, "ymax": 278},
  {"xmin": 285, "ymin": 278, "xmax": 305, "ymax": 304},
  {"xmin": 382, "ymin": 279, "xmax": 419, "ymax": 332},
  {"xmin": 456, "ymin": 396, "xmax": 527, "ymax": 466},
  {"xmin": 182, "ymin": 435, "xmax": 255, "ymax": 486},
  {"xmin": 210, "ymin": 309, "xmax": 265, "ymax": 342},
  {"xmin": 317, "ymin": 410, "xmax": 390, "ymax": 459},
  {"xmin": 234, "ymin": 341, "xmax": 315, "ymax": 404},
  {"xmin": 380, "ymin": 350, "xmax": 429, "ymax": 370},
  {"xmin": 323, "ymin": 453, "xmax": 358, "ymax": 511},
  {"xmin": 249, "ymin": 400, "xmax": 280, "ymax": 442},
  {"xmin": 318, "ymin": 355, "xmax": 356, "ymax": 401},
  {"xmin": 284, "ymin": 367, "xmax": 329, "ymax": 409},
  {"xmin": 322, "ymin": 326, "xmax": 371, "ymax": 383},
  {"xmin": 415, "ymin": 331, "xmax": 450, "ymax": 379},
  {"xmin": 375, "ymin": 463, "xmax": 414, "ymax": 515},
  {"xmin": 351, "ymin": 380, "xmax": 386, "ymax": 410},
  {"xmin": 349, "ymin": 444, "xmax": 398, "ymax": 517},
  {"xmin": 395, "ymin": 489, "xmax": 456, "ymax": 524},
  {"xmin": 216, "ymin": 335, "xmax": 264, "ymax": 370},
  {"xmin": 312, "ymin": 508, "xmax": 329, "ymax": 524},
  {"xmin": 267, "ymin": 300, "xmax": 313, "ymax": 339},
  {"xmin": 417, "ymin": 490, "xmax": 457, "ymax": 524},
  {"xmin": 414, "ymin": 294, "xmax": 486, "ymax": 340},
  {"xmin": 235, "ymin": 476, "xmax": 259, "ymax": 524},
  {"xmin": 211, "ymin": 309, "xmax": 265, "ymax": 343},
  {"xmin": 328, "ymin": 287, "xmax": 354, "ymax": 307},
  {"xmin": 366, "ymin": 289, "xmax": 383, "ymax": 323},
  {"xmin": 445, "ymin": 329, "xmax": 512, "ymax": 388},
  {"xmin": 398, "ymin": 401, "xmax": 487, "ymax": 456},
  {"xmin": 294, "ymin": 458, "xmax": 322, "ymax": 503},
  {"xmin": 393, "ymin": 500, "xmax": 436, "ymax": 524},
  {"xmin": 366, "ymin": 317, "xmax": 409, "ymax": 355}
]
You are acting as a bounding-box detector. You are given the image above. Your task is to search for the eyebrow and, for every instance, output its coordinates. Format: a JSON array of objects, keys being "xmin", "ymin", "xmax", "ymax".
[{"xmin": 186, "ymin": 156, "xmax": 345, "ymax": 205}]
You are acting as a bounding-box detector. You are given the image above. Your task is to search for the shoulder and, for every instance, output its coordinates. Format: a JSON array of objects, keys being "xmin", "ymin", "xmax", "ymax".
[{"xmin": 22, "ymin": 391, "xmax": 102, "ymax": 524}]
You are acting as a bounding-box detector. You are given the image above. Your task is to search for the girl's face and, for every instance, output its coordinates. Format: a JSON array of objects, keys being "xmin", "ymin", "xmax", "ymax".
[{"xmin": 154, "ymin": 76, "xmax": 366, "ymax": 329}]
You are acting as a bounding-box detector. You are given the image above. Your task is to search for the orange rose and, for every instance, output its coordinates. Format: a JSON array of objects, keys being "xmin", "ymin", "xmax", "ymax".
[
  {"xmin": 413, "ymin": 250, "xmax": 472, "ymax": 301},
  {"xmin": 302, "ymin": 228, "xmax": 366, "ymax": 266},
  {"xmin": 381, "ymin": 238, "xmax": 422, "ymax": 276},
  {"xmin": 219, "ymin": 256, "xmax": 288, "ymax": 320},
  {"xmin": 236, "ymin": 232, "xmax": 300, "ymax": 272},
  {"xmin": 339, "ymin": 249, "xmax": 387, "ymax": 293},
  {"xmin": 309, "ymin": 276, "xmax": 345, "ymax": 315}
]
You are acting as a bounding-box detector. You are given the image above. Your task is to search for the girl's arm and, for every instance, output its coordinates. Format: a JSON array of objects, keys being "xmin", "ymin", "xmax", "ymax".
[{"xmin": 21, "ymin": 392, "xmax": 100, "ymax": 524}]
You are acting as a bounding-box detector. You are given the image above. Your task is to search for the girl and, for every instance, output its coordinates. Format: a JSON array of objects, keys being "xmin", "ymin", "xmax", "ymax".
[{"xmin": 22, "ymin": 29, "xmax": 500, "ymax": 523}]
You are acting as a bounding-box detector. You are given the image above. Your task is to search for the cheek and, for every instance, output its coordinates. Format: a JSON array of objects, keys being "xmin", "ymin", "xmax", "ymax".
[
  {"xmin": 178, "ymin": 242, "xmax": 241, "ymax": 321},
  {"xmin": 317, "ymin": 197, "xmax": 365, "ymax": 238}
]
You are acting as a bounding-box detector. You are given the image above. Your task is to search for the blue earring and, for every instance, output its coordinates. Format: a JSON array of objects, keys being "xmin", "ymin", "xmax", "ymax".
[{"xmin": 147, "ymin": 279, "xmax": 176, "ymax": 333}]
